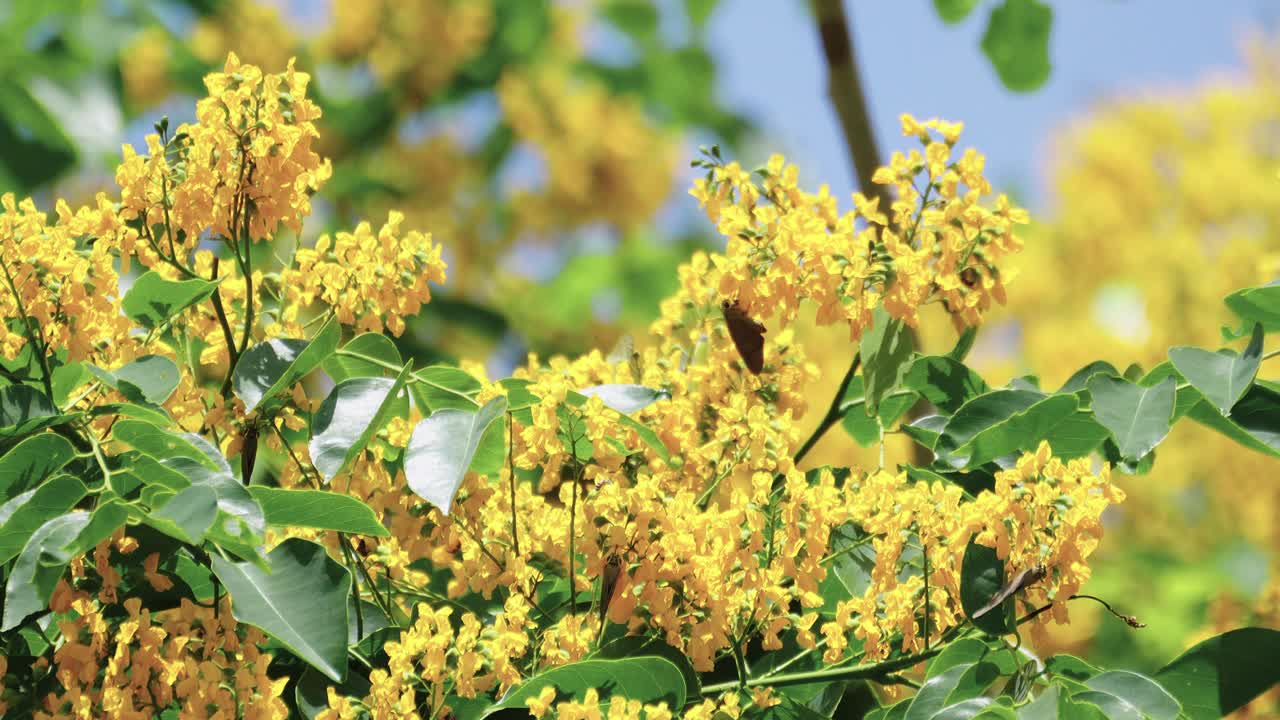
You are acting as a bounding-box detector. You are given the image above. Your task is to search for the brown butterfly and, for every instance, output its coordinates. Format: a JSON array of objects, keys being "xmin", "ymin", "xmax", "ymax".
[
  {"xmin": 972, "ymin": 564, "xmax": 1047, "ymax": 619},
  {"xmin": 721, "ymin": 299, "xmax": 766, "ymax": 374}
]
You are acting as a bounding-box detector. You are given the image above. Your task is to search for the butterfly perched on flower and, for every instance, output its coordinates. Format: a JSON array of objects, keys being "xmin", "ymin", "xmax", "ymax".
[{"xmin": 720, "ymin": 299, "xmax": 766, "ymax": 374}]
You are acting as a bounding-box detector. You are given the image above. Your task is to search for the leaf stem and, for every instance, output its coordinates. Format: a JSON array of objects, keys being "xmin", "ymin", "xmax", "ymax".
[
  {"xmin": 794, "ymin": 352, "xmax": 861, "ymax": 464},
  {"xmin": 700, "ymin": 643, "xmax": 946, "ymax": 694}
]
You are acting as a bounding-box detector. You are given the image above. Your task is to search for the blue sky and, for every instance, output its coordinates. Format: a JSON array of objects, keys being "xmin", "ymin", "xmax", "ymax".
[{"xmin": 699, "ymin": 1, "xmax": 1278, "ymax": 211}]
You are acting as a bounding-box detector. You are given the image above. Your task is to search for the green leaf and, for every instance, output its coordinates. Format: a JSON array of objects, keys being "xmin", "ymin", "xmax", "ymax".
[
  {"xmin": 824, "ymin": 522, "xmax": 876, "ymax": 601},
  {"xmin": 1086, "ymin": 375, "xmax": 1175, "ymax": 462},
  {"xmin": 1039, "ymin": 411, "xmax": 1110, "ymax": 459},
  {"xmin": 905, "ymin": 662, "xmax": 1001, "ymax": 720},
  {"xmin": 904, "ymin": 414, "xmax": 949, "ymax": 450},
  {"xmin": 1185, "ymin": 383, "xmax": 1280, "ymax": 458},
  {"xmin": 1045, "ymin": 654, "xmax": 1100, "ymax": 682},
  {"xmin": 88, "ymin": 355, "xmax": 180, "ymax": 405},
  {"xmin": 1070, "ymin": 691, "xmax": 1142, "ymax": 720},
  {"xmin": 934, "ymin": 0, "xmax": 979, "ymax": 23},
  {"xmin": 2, "ymin": 511, "xmax": 90, "ymax": 631},
  {"xmin": 591, "ymin": 636, "xmax": 701, "ymax": 697},
  {"xmin": 927, "ymin": 639, "xmax": 994, "ymax": 679},
  {"xmin": 410, "ymin": 365, "xmax": 482, "ymax": 412},
  {"xmin": 405, "ymin": 397, "xmax": 508, "ymax": 515},
  {"xmin": 935, "ymin": 391, "xmax": 1077, "ymax": 469},
  {"xmin": 1168, "ymin": 323, "xmax": 1264, "ymax": 416},
  {"xmin": 249, "ymin": 487, "xmax": 389, "ymax": 537},
  {"xmin": 0, "ymin": 384, "xmax": 62, "ymax": 437},
  {"xmin": 112, "ymin": 420, "xmax": 221, "ymax": 471},
  {"xmin": 210, "ymin": 538, "xmax": 351, "ymax": 682},
  {"xmin": 1153, "ymin": 627, "xmax": 1280, "ymax": 720},
  {"xmin": 310, "ymin": 368, "xmax": 413, "ymax": 483},
  {"xmin": 65, "ymin": 500, "xmax": 130, "ymax": 557},
  {"xmin": 960, "ymin": 540, "xmax": 1014, "ymax": 635},
  {"xmin": 565, "ymin": 390, "xmax": 670, "ymax": 462},
  {"xmin": 90, "ymin": 401, "xmax": 171, "ymax": 426},
  {"xmin": 929, "ymin": 698, "xmax": 1011, "ymax": 719},
  {"xmin": 579, "ymin": 384, "xmax": 669, "ymax": 414},
  {"xmin": 50, "ymin": 361, "xmax": 90, "ymax": 407},
  {"xmin": 980, "ymin": 0, "xmax": 1052, "ymax": 92},
  {"xmin": 481, "ymin": 656, "xmax": 686, "ymax": 717},
  {"xmin": 842, "ymin": 378, "xmax": 918, "ymax": 446},
  {"xmin": 1224, "ymin": 282, "xmax": 1280, "ymax": 334},
  {"xmin": 146, "ymin": 485, "xmax": 218, "ymax": 544},
  {"xmin": 234, "ymin": 317, "xmax": 340, "ymax": 412},
  {"xmin": 905, "ymin": 356, "xmax": 991, "ymax": 414},
  {"xmin": 295, "ymin": 666, "xmax": 370, "ymax": 720},
  {"xmin": 323, "ymin": 333, "xmax": 402, "ymax": 382},
  {"xmin": 0, "ymin": 474, "xmax": 86, "ymax": 564},
  {"xmin": 1057, "ymin": 361, "xmax": 1120, "ymax": 394},
  {"xmin": 122, "ymin": 270, "xmax": 219, "ymax": 329},
  {"xmin": 1084, "ymin": 671, "xmax": 1180, "ymax": 720},
  {"xmin": 0, "ymin": 432, "xmax": 75, "ymax": 501},
  {"xmin": 860, "ymin": 308, "xmax": 915, "ymax": 417}
]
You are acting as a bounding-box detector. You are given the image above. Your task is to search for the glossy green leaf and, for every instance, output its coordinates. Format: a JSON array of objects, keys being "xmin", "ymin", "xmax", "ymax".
[
  {"xmin": 1086, "ymin": 375, "xmax": 1175, "ymax": 461},
  {"xmin": 64, "ymin": 500, "xmax": 130, "ymax": 556},
  {"xmin": 50, "ymin": 361, "xmax": 89, "ymax": 407},
  {"xmin": 234, "ymin": 316, "xmax": 340, "ymax": 412},
  {"xmin": 579, "ymin": 384, "xmax": 669, "ymax": 414},
  {"xmin": 323, "ymin": 333, "xmax": 402, "ymax": 382},
  {"xmin": 0, "ymin": 384, "xmax": 64, "ymax": 437},
  {"xmin": 310, "ymin": 368, "xmax": 413, "ymax": 483},
  {"xmin": 89, "ymin": 401, "xmax": 171, "ymax": 426},
  {"xmin": 905, "ymin": 662, "xmax": 1001, "ymax": 720},
  {"xmin": 1070, "ymin": 691, "xmax": 1142, "ymax": 720},
  {"xmin": 860, "ymin": 308, "xmax": 915, "ymax": 417},
  {"xmin": 904, "ymin": 414, "xmax": 948, "ymax": 450},
  {"xmin": 980, "ymin": 0, "xmax": 1052, "ymax": 92},
  {"xmin": 1039, "ymin": 411, "xmax": 1110, "ymax": 459},
  {"xmin": 405, "ymin": 397, "xmax": 507, "ymax": 514},
  {"xmin": 88, "ymin": 355, "xmax": 180, "ymax": 405},
  {"xmin": 960, "ymin": 540, "xmax": 1014, "ymax": 635},
  {"xmin": 111, "ymin": 419, "xmax": 223, "ymax": 471},
  {"xmin": 1045, "ymin": 654, "xmax": 1100, "ymax": 682},
  {"xmin": 1084, "ymin": 670, "xmax": 1180, "ymax": 720},
  {"xmin": 591, "ymin": 635, "xmax": 701, "ymax": 697},
  {"xmin": 0, "ymin": 432, "xmax": 75, "ymax": 501},
  {"xmin": 1185, "ymin": 385, "xmax": 1280, "ymax": 458},
  {"xmin": 565, "ymin": 390, "xmax": 670, "ymax": 461},
  {"xmin": 1153, "ymin": 627, "xmax": 1280, "ymax": 720},
  {"xmin": 2, "ymin": 511, "xmax": 89, "ymax": 631},
  {"xmin": 1168, "ymin": 323, "xmax": 1263, "ymax": 416},
  {"xmin": 1057, "ymin": 361, "xmax": 1120, "ymax": 394},
  {"xmin": 146, "ymin": 484, "xmax": 219, "ymax": 544},
  {"xmin": 210, "ymin": 538, "xmax": 351, "ymax": 682},
  {"xmin": 825, "ymin": 522, "xmax": 876, "ymax": 603},
  {"xmin": 0, "ymin": 474, "xmax": 86, "ymax": 563},
  {"xmin": 929, "ymin": 698, "xmax": 1009, "ymax": 719},
  {"xmin": 481, "ymin": 656, "xmax": 686, "ymax": 717},
  {"xmin": 905, "ymin": 355, "xmax": 991, "ymax": 414},
  {"xmin": 935, "ymin": 391, "xmax": 1077, "ymax": 469},
  {"xmin": 121, "ymin": 270, "xmax": 219, "ymax": 328},
  {"xmin": 927, "ymin": 638, "xmax": 992, "ymax": 679},
  {"xmin": 842, "ymin": 379, "xmax": 918, "ymax": 446},
  {"xmin": 410, "ymin": 365, "xmax": 482, "ymax": 412},
  {"xmin": 249, "ymin": 487, "xmax": 389, "ymax": 537},
  {"xmin": 1224, "ymin": 282, "xmax": 1280, "ymax": 333},
  {"xmin": 295, "ymin": 666, "xmax": 370, "ymax": 720}
]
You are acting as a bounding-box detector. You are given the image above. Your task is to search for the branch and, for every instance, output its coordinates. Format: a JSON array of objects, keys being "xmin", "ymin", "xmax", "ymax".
[{"xmin": 794, "ymin": 352, "xmax": 860, "ymax": 464}]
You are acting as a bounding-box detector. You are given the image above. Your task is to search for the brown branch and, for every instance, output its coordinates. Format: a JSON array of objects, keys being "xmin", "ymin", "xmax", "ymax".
[{"xmin": 810, "ymin": 0, "xmax": 930, "ymax": 466}]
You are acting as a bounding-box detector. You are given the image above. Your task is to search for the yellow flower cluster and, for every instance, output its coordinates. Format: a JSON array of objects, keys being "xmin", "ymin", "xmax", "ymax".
[
  {"xmin": 815, "ymin": 442, "xmax": 1123, "ymax": 661},
  {"xmin": 31, "ymin": 537, "xmax": 286, "ymax": 719},
  {"xmin": 324, "ymin": 0, "xmax": 493, "ymax": 105},
  {"xmin": 116, "ymin": 52, "xmax": 330, "ymax": 256},
  {"xmin": 498, "ymin": 65, "xmax": 678, "ymax": 230},
  {"xmin": 0, "ymin": 194, "xmax": 130, "ymax": 363},
  {"xmin": 526, "ymin": 687, "xmax": 674, "ymax": 720},
  {"xmin": 280, "ymin": 211, "xmax": 447, "ymax": 336},
  {"xmin": 688, "ymin": 115, "xmax": 1028, "ymax": 341}
]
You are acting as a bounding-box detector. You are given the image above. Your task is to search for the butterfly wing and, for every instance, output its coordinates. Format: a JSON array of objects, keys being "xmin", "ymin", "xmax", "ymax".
[{"xmin": 721, "ymin": 300, "xmax": 766, "ymax": 374}]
